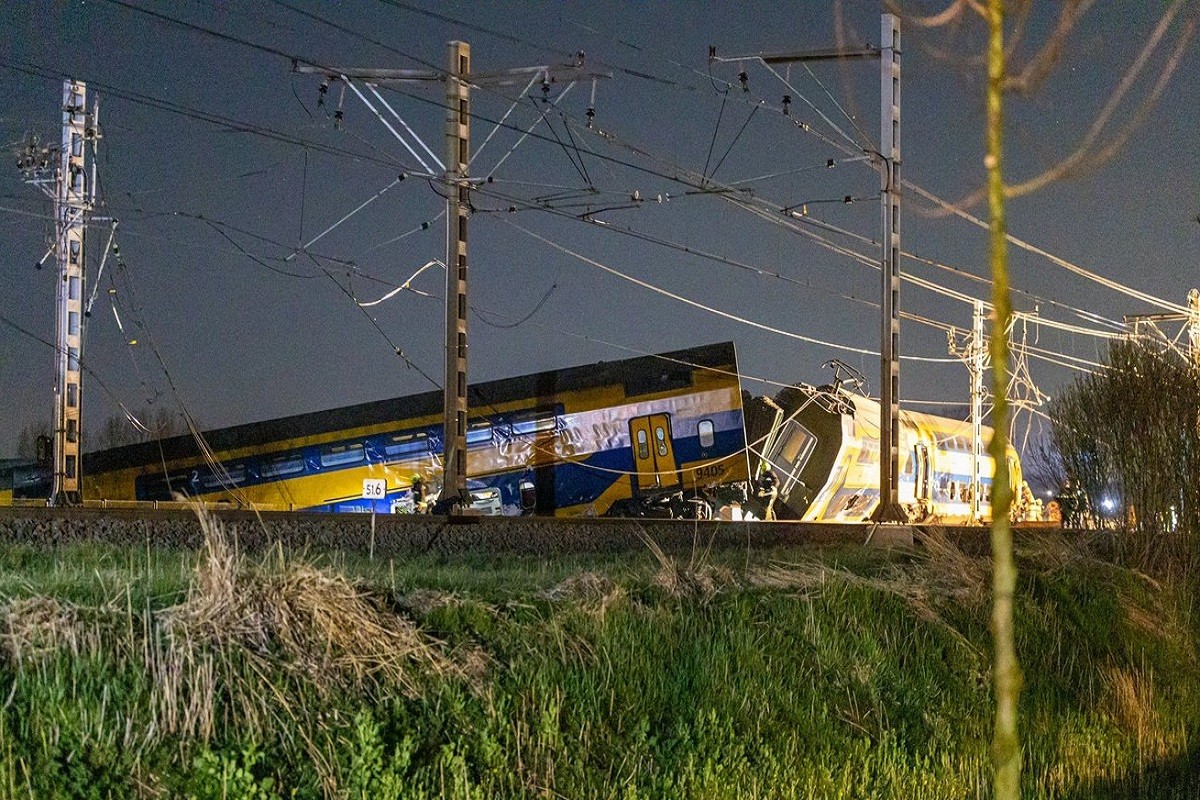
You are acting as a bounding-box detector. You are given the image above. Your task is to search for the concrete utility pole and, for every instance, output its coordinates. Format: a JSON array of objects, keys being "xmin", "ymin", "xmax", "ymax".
[
  {"xmin": 711, "ymin": 13, "xmax": 904, "ymax": 521},
  {"xmin": 443, "ymin": 41, "xmax": 471, "ymax": 503},
  {"xmin": 970, "ymin": 300, "xmax": 986, "ymax": 521},
  {"xmin": 874, "ymin": 14, "xmax": 904, "ymax": 522},
  {"xmin": 17, "ymin": 80, "xmax": 98, "ymax": 505},
  {"xmin": 295, "ymin": 48, "xmax": 606, "ymax": 505}
]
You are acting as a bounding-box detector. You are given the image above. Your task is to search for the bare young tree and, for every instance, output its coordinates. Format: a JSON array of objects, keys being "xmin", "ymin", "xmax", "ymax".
[
  {"xmin": 1050, "ymin": 340, "xmax": 1200, "ymax": 574},
  {"xmin": 845, "ymin": 3, "xmax": 1196, "ymax": 798},
  {"xmin": 15, "ymin": 420, "xmax": 52, "ymax": 460}
]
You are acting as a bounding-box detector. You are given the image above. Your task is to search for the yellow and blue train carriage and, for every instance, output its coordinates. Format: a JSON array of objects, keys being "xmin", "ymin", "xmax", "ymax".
[
  {"xmin": 82, "ymin": 342, "xmax": 751, "ymax": 516},
  {"xmin": 761, "ymin": 384, "xmax": 1022, "ymax": 523},
  {"xmin": 0, "ymin": 459, "xmax": 48, "ymax": 505}
]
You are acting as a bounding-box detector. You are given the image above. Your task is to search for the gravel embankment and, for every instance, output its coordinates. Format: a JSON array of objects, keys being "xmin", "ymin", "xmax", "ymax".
[{"xmin": 0, "ymin": 506, "xmax": 952, "ymax": 556}]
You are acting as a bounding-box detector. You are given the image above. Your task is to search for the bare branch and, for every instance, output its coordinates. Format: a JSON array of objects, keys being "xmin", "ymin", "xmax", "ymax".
[
  {"xmin": 884, "ymin": 0, "xmax": 985, "ymax": 28},
  {"xmin": 1005, "ymin": 5, "xmax": 1193, "ymax": 198},
  {"xmin": 916, "ymin": 0, "xmax": 1193, "ymax": 216},
  {"xmin": 1002, "ymin": 0, "xmax": 1096, "ymax": 94}
]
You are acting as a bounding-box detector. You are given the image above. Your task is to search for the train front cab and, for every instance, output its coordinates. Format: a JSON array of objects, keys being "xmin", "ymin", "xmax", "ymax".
[{"xmin": 757, "ymin": 385, "xmax": 850, "ymax": 520}]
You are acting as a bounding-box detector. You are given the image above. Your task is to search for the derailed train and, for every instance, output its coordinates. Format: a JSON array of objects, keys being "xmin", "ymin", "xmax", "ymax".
[{"xmin": 1, "ymin": 341, "xmax": 1020, "ymax": 522}]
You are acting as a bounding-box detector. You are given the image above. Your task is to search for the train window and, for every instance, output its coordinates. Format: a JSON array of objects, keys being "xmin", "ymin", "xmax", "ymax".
[
  {"xmin": 466, "ymin": 422, "xmax": 493, "ymax": 447},
  {"xmin": 775, "ymin": 421, "xmax": 817, "ymax": 476},
  {"xmin": 697, "ymin": 420, "xmax": 715, "ymax": 449},
  {"xmin": 260, "ymin": 454, "xmax": 305, "ymax": 478},
  {"xmin": 655, "ymin": 426, "xmax": 668, "ymax": 457},
  {"xmin": 136, "ymin": 472, "xmax": 190, "ymax": 501},
  {"xmin": 202, "ymin": 466, "xmax": 246, "ymax": 490},
  {"xmin": 320, "ymin": 444, "xmax": 365, "ymax": 468},
  {"xmin": 636, "ymin": 429, "xmax": 649, "ymax": 460},
  {"xmin": 512, "ymin": 412, "xmax": 555, "ymax": 436},
  {"xmin": 384, "ymin": 432, "xmax": 428, "ymax": 460}
]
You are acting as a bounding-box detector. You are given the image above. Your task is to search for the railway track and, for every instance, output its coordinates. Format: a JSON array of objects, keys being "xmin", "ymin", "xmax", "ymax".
[{"xmin": 0, "ymin": 504, "xmax": 1036, "ymax": 558}]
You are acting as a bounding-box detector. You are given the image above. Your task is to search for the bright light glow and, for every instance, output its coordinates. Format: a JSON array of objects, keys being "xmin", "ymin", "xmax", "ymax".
[{"xmin": 1101, "ymin": 496, "xmax": 1117, "ymax": 513}]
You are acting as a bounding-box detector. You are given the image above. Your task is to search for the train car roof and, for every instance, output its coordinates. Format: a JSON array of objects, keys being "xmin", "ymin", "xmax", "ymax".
[{"xmin": 84, "ymin": 341, "xmax": 739, "ymax": 473}]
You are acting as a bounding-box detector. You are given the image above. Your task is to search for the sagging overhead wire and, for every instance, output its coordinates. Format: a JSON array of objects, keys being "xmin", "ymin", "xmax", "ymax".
[
  {"xmin": 356, "ymin": 259, "xmax": 444, "ymax": 306},
  {"xmin": 315, "ymin": 257, "xmax": 442, "ymax": 389},
  {"xmin": 56, "ymin": 1, "xmax": 1128, "ymax": 388},
  {"xmin": 501, "ymin": 217, "xmax": 957, "ymax": 364},
  {"xmin": 477, "ymin": 179, "xmax": 1109, "ymax": 374},
  {"xmin": 106, "ymin": 0, "xmax": 1164, "ymax": 344},
  {"xmin": 0, "ymin": 312, "xmax": 152, "ymax": 435},
  {"xmin": 471, "ymin": 173, "xmax": 1119, "ymax": 371}
]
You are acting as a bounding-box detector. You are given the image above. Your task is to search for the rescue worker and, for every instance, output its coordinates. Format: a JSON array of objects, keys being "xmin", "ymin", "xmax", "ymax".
[
  {"xmin": 754, "ymin": 468, "xmax": 779, "ymax": 521},
  {"xmin": 1019, "ymin": 481, "xmax": 1036, "ymax": 523},
  {"xmin": 1056, "ymin": 479, "xmax": 1076, "ymax": 528},
  {"xmin": 410, "ymin": 475, "xmax": 429, "ymax": 513}
]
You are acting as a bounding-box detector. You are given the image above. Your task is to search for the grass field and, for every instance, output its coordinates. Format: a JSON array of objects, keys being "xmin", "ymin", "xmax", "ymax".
[{"xmin": 1, "ymin": 513, "xmax": 1198, "ymax": 798}]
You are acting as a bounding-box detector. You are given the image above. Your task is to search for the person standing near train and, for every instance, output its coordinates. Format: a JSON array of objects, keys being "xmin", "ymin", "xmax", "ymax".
[
  {"xmin": 754, "ymin": 468, "xmax": 779, "ymax": 521},
  {"xmin": 410, "ymin": 475, "xmax": 429, "ymax": 514}
]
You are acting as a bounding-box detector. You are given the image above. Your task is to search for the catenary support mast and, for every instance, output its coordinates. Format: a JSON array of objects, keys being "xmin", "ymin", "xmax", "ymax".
[
  {"xmin": 873, "ymin": 14, "xmax": 905, "ymax": 521},
  {"xmin": 443, "ymin": 41, "xmax": 471, "ymax": 504},
  {"xmin": 55, "ymin": 81, "xmax": 92, "ymax": 504},
  {"xmin": 294, "ymin": 49, "xmax": 606, "ymax": 507},
  {"xmin": 711, "ymin": 13, "xmax": 904, "ymax": 521},
  {"xmin": 971, "ymin": 299, "xmax": 986, "ymax": 521},
  {"xmin": 18, "ymin": 81, "xmax": 98, "ymax": 505}
]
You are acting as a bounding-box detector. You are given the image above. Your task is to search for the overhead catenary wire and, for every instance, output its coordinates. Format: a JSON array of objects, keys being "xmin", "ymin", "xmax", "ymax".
[
  {"xmin": 274, "ymin": 11, "xmax": 1157, "ymax": 394},
  {"xmin": 701, "ymin": 48, "xmax": 1193, "ymax": 322},
  {"xmin": 500, "ymin": 217, "xmax": 959, "ymax": 363},
  {"xmin": 903, "ymin": 180, "xmax": 1195, "ymax": 317},
  {"xmin": 7, "ymin": 0, "xmax": 1161, "ymax": 450},
  {"xmin": 99, "ymin": 0, "xmax": 1177, "ymax": 333},
  {"xmin": 1, "ymin": 71, "xmax": 1118, "ymax": 388},
  {"xmin": 284, "ymin": 174, "xmax": 405, "ymax": 262},
  {"xmin": 0, "ymin": 312, "xmax": 152, "ymax": 435}
]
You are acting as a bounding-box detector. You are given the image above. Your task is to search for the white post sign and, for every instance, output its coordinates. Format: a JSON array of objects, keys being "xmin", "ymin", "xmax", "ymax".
[{"xmin": 362, "ymin": 478, "xmax": 387, "ymax": 500}]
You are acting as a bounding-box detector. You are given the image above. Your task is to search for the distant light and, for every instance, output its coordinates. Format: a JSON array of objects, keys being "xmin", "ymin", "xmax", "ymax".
[{"xmin": 1101, "ymin": 496, "xmax": 1117, "ymax": 513}]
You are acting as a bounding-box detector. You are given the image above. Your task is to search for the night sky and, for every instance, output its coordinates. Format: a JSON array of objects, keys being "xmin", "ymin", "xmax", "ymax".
[{"xmin": 2, "ymin": 1, "xmax": 1198, "ymax": 460}]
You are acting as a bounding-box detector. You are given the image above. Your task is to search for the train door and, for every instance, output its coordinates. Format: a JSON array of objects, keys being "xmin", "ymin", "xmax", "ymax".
[
  {"xmin": 629, "ymin": 413, "xmax": 682, "ymax": 494},
  {"xmin": 914, "ymin": 443, "xmax": 930, "ymax": 501}
]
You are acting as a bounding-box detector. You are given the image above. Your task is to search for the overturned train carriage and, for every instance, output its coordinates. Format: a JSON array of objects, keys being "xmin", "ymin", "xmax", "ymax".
[
  {"xmin": 758, "ymin": 383, "xmax": 1022, "ymax": 524},
  {"xmin": 80, "ymin": 342, "xmax": 752, "ymax": 516}
]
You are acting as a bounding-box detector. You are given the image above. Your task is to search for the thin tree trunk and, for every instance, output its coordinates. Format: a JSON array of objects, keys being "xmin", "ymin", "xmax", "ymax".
[{"xmin": 987, "ymin": 1, "xmax": 1021, "ymax": 797}]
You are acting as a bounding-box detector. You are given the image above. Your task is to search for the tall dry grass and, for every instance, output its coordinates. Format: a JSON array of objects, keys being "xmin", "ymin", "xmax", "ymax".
[{"xmin": 1, "ymin": 502, "xmax": 465, "ymax": 793}]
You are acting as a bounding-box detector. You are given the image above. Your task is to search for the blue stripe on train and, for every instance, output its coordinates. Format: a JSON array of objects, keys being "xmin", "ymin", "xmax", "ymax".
[{"xmin": 143, "ymin": 408, "xmax": 747, "ymax": 511}]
